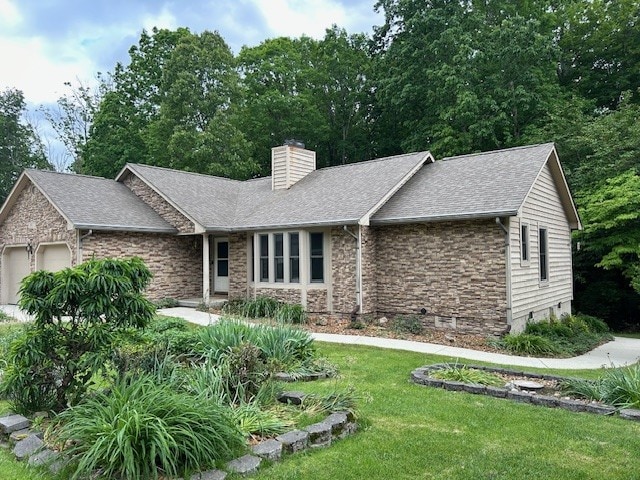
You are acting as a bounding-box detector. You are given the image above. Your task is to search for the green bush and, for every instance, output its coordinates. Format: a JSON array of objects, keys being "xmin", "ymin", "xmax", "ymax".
[
  {"xmin": 2, "ymin": 258, "xmax": 155, "ymax": 413},
  {"xmin": 578, "ymin": 314, "xmax": 610, "ymax": 334},
  {"xmin": 390, "ymin": 315, "xmax": 424, "ymax": 335},
  {"xmin": 562, "ymin": 364, "xmax": 640, "ymax": 408},
  {"xmin": 275, "ymin": 302, "xmax": 307, "ymax": 324},
  {"xmin": 0, "ymin": 311, "xmax": 14, "ymax": 323},
  {"xmin": 53, "ymin": 375, "xmax": 245, "ymax": 480},
  {"xmin": 224, "ymin": 296, "xmax": 306, "ymax": 324},
  {"xmin": 153, "ymin": 297, "xmax": 179, "ymax": 309},
  {"xmin": 498, "ymin": 333, "xmax": 561, "ymax": 356}
]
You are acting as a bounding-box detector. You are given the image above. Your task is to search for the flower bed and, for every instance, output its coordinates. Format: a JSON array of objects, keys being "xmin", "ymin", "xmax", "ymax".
[{"xmin": 411, "ymin": 363, "xmax": 640, "ymax": 421}]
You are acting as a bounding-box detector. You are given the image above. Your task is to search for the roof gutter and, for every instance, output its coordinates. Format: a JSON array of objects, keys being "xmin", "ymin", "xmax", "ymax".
[{"xmin": 371, "ymin": 210, "xmax": 518, "ymax": 226}]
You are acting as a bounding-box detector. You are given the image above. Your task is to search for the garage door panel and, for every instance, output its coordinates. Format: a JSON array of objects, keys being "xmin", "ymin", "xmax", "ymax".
[
  {"xmin": 2, "ymin": 247, "xmax": 31, "ymax": 304},
  {"xmin": 39, "ymin": 244, "xmax": 71, "ymax": 273}
]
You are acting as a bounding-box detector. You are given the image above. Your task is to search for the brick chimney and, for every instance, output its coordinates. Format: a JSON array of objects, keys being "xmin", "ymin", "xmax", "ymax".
[{"xmin": 271, "ymin": 140, "xmax": 316, "ymax": 190}]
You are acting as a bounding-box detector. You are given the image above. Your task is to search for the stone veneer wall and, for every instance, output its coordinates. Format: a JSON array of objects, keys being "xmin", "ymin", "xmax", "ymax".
[
  {"xmin": 0, "ymin": 184, "xmax": 77, "ymax": 273},
  {"xmin": 122, "ymin": 174, "xmax": 194, "ymax": 233},
  {"xmin": 331, "ymin": 226, "xmax": 357, "ymax": 314},
  {"xmin": 255, "ymin": 288, "xmax": 303, "ymax": 304},
  {"xmin": 360, "ymin": 225, "xmax": 377, "ymax": 314},
  {"xmin": 228, "ymin": 232, "xmax": 248, "ymax": 299},
  {"xmin": 374, "ymin": 220, "xmax": 508, "ymax": 335},
  {"xmin": 81, "ymin": 231, "xmax": 202, "ymax": 300},
  {"xmin": 307, "ymin": 289, "xmax": 328, "ymax": 313}
]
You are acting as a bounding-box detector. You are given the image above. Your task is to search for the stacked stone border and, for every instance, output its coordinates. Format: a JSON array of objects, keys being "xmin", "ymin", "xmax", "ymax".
[
  {"xmin": 411, "ymin": 363, "xmax": 640, "ymax": 422},
  {"xmin": 0, "ymin": 392, "xmax": 357, "ymax": 479}
]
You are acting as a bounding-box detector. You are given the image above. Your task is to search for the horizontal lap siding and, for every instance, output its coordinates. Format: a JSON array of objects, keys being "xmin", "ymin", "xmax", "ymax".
[{"xmin": 510, "ymin": 163, "xmax": 573, "ymax": 319}]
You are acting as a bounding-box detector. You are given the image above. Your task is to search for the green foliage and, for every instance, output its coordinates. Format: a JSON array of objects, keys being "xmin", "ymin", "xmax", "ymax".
[
  {"xmin": 0, "ymin": 311, "xmax": 13, "ymax": 323},
  {"xmin": 301, "ymin": 387, "xmax": 360, "ymax": 418},
  {"xmin": 430, "ymin": 364, "xmax": 504, "ymax": 387},
  {"xmin": 153, "ymin": 297, "xmax": 179, "ymax": 309},
  {"xmin": 497, "ymin": 333, "xmax": 561, "ymax": 356},
  {"xmin": 497, "ymin": 314, "xmax": 612, "ymax": 357},
  {"xmin": 53, "ymin": 374, "xmax": 245, "ymax": 480},
  {"xmin": 224, "ymin": 296, "xmax": 307, "ymax": 324},
  {"xmin": 0, "ymin": 88, "xmax": 51, "ymax": 204},
  {"xmin": 390, "ymin": 315, "xmax": 424, "ymax": 335},
  {"xmin": 1, "ymin": 258, "xmax": 155, "ymax": 413},
  {"xmin": 562, "ymin": 364, "xmax": 640, "ymax": 409},
  {"xmin": 274, "ymin": 303, "xmax": 307, "ymax": 324}
]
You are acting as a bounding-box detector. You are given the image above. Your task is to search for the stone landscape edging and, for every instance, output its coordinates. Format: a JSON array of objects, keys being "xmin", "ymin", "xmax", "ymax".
[{"xmin": 410, "ymin": 363, "xmax": 640, "ymax": 421}]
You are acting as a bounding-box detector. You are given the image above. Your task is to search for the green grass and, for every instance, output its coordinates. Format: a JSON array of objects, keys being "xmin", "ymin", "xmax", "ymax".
[{"xmin": 249, "ymin": 343, "xmax": 640, "ymax": 480}]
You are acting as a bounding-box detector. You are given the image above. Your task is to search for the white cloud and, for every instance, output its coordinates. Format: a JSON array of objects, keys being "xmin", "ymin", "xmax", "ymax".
[
  {"xmin": 141, "ymin": 6, "xmax": 177, "ymax": 31},
  {"xmin": 0, "ymin": 0, "xmax": 22, "ymax": 28}
]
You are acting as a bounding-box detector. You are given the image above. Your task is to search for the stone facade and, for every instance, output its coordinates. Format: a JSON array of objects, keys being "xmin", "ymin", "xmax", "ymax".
[
  {"xmin": 228, "ymin": 232, "xmax": 248, "ymax": 299},
  {"xmin": 330, "ymin": 226, "xmax": 357, "ymax": 314},
  {"xmin": 360, "ymin": 225, "xmax": 377, "ymax": 314},
  {"xmin": 81, "ymin": 231, "xmax": 202, "ymax": 300},
  {"xmin": 0, "ymin": 185, "xmax": 76, "ymax": 274},
  {"xmin": 123, "ymin": 174, "xmax": 194, "ymax": 233},
  {"xmin": 255, "ymin": 288, "xmax": 302, "ymax": 304},
  {"xmin": 307, "ymin": 289, "xmax": 328, "ymax": 313},
  {"xmin": 374, "ymin": 220, "xmax": 508, "ymax": 334}
]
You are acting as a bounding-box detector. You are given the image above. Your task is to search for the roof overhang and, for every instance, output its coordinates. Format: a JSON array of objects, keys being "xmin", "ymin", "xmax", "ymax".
[
  {"xmin": 370, "ymin": 210, "xmax": 518, "ymax": 226},
  {"xmin": 222, "ymin": 218, "xmax": 360, "ymax": 232},
  {"xmin": 74, "ymin": 224, "xmax": 178, "ymax": 234},
  {"xmin": 517, "ymin": 145, "xmax": 582, "ymax": 230}
]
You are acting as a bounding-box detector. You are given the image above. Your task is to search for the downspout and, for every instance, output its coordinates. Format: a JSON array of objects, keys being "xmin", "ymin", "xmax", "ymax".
[
  {"xmin": 77, "ymin": 229, "xmax": 93, "ymax": 264},
  {"xmin": 495, "ymin": 218, "xmax": 512, "ymax": 328},
  {"xmin": 343, "ymin": 226, "xmax": 361, "ymax": 315}
]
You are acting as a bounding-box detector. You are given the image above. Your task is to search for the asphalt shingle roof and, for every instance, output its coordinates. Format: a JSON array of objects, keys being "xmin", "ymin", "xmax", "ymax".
[
  {"xmin": 26, "ymin": 169, "xmax": 176, "ymax": 232},
  {"xmin": 371, "ymin": 143, "xmax": 555, "ymax": 223},
  {"xmin": 124, "ymin": 151, "xmax": 430, "ymax": 230}
]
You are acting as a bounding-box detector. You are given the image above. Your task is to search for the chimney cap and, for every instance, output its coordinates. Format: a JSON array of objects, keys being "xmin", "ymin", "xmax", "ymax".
[{"xmin": 284, "ymin": 139, "xmax": 305, "ymax": 149}]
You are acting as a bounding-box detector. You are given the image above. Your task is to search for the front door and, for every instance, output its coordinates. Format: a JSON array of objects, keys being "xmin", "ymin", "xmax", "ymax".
[{"xmin": 213, "ymin": 238, "xmax": 229, "ymax": 293}]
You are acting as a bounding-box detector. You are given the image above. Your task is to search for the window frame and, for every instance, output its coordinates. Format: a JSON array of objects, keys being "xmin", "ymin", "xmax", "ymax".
[
  {"xmin": 520, "ymin": 222, "xmax": 530, "ymax": 266},
  {"xmin": 538, "ymin": 226, "xmax": 549, "ymax": 284}
]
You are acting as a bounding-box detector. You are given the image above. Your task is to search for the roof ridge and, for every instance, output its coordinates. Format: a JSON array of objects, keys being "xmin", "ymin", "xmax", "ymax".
[
  {"xmin": 127, "ymin": 163, "xmax": 244, "ymax": 184},
  {"xmin": 312, "ymin": 151, "xmax": 430, "ymax": 172},
  {"xmin": 441, "ymin": 143, "xmax": 554, "ymax": 162},
  {"xmin": 26, "ymin": 168, "xmax": 116, "ymax": 182}
]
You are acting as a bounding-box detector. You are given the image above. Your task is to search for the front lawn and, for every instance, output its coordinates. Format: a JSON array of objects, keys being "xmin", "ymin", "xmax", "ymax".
[{"xmin": 1, "ymin": 327, "xmax": 638, "ymax": 479}]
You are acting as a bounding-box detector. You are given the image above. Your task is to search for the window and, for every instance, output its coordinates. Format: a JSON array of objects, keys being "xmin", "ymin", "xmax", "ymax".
[
  {"xmin": 539, "ymin": 228, "xmax": 548, "ymax": 282},
  {"xmin": 253, "ymin": 231, "xmax": 324, "ymax": 284},
  {"xmin": 521, "ymin": 223, "xmax": 529, "ymax": 263},
  {"xmin": 310, "ymin": 232, "xmax": 324, "ymax": 283},
  {"xmin": 289, "ymin": 233, "xmax": 300, "ymax": 283},
  {"xmin": 259, "ymin": 234, "xmax": 269, "ymax": 282},
  {"xmin": 274, "ymin": 233, "xmax": 284, "ymax": 282}
]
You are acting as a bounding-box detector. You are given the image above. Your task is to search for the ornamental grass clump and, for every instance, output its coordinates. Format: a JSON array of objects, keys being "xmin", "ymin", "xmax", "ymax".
[
  {"xmin": 53, "ymin": 374, "xmax": 245, "ymax": 480},
  {"xmin": 562, "ymin": 364, "xmax": 640, "ymax": 409},
  {"xmin": 430, "ymin": 364, "xmax": 504, "ymax": 386}
]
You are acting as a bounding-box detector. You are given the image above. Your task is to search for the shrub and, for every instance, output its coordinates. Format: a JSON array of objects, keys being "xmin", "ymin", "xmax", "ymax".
[
  {"xmin": 578, "ymin": 314, "xmax": 610, "ymax": 334},
  {"xmin": 1, "ymin": 258, "xmax": 155, "ymax": 413},
  {"xmin": 223, "ymin": 296, "xmax": 306, "ymax": 324},
  {"xmin": 498, "ymin": 333, "xmax": 561, "ymax": 356},
  {"xmin": 275, "ymin": 303, "xmax": 307, "ymax": 324},
  {"xmin": 53, "ymin": 375, "xmax": 245, "ymax": 480},
  {"xmin": 153, "ymin": 297, "xmax": 179, "ymax": 309},
  {"xmin": 0, "ymin": 311, "xmax": 14, "ymax": 323},
  {"xmin": 430, "ymin": 364, "xmax": 504, "ymax": 386},
  {"xmin": 390, "ymin": 315, "xmax": 424, "ymax": 335}
]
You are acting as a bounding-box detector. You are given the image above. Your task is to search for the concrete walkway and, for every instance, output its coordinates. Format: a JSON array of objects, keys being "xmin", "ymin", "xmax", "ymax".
[
  {"xmin": 3, "ymin": 305, "xmax": 637, "ymax": 370},
  {"xmin": 156, "ymin": 307, "xmax": 640, "ymax": 370}
]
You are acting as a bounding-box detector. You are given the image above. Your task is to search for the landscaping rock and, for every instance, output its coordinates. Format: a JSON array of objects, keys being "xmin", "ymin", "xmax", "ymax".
[
  {"xmin": 0, "ymin": 414, "xmax": 30, "ymax": 434},
  {"xmin": 463, "ymin": 383, "xmax": 486, "ymax": 394},
  {"xmin": 27, "ymin": 449, "xmax": 58, "ymax": 467},
  {"xmin": 507, "ymin": 390, "xmax": 532, "ymax": 403},
  {"xmin": 304, "ymin": 422, "xmax": 332, "ymax": 447},
  {"xmin": 191, "ymin": 469, "xmax": 228, "ymax": 480},
  {"xmin": 12, "ymin": 434, "xmax": 43, "ymax": 460},
  {"xmin": 585, "ymin": 403, "xmax": 616, "ymax": 415},
  {"xmin": 619, "ymin": 409, "xmax": 640, "ymax": 422},
  {"xmin": 338, "ymin": 422, "xmax": 358, "ymax": 439},
  {"xmin": 276, "ymin": 429, "xmax": 309, "ymax": 453},
  {"xmin": 324, "ymin": 412, "xmax": 348, "ymax": 435},
  {"xmin": 226, "ymin": 454, "xmax": 261, "ymax": 476},
  {"xmin": 274, "ymin": 372, "xmax": 294, "ymax": 382},
  {"xmin": 511, "ymin": 380, "xmax": 544, "ymax": 391},
  {"xmin": 277, "ymin": 391, "xmax": 306, "ymax": 405},
  {"xmin": 252, "ymin": 439, "xmax": 283, "ymax": 461},
  {"xmin": 443, "ymin": 380, "xmax": 466, "ymax": 392},
  {"xmin": 9, "ymin": 428, "xmax": 32, "ymax": 443},
  {"xmin": 424, "ymin": 377, "xmax": 444, "ymax": 388},
  {"xmin": 530, "ymin": 395, "xmax": 559, "ymax": 408},
  {"xmin": 557, "ymin": 398, "xmax": 588, "ymax": 413}
]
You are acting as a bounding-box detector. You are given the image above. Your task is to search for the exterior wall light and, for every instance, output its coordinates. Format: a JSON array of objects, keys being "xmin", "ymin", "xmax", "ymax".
[{"xmin": 26, "ymin": 240, "xmax": 34, "ymax": 256}]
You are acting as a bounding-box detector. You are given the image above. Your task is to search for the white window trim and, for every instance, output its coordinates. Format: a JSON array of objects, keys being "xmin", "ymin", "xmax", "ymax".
[
  {"xmin": 250, "ymin": 230, "xmax": 328, "ymax": 288},
  {"xmin": 520, "ymin": 221, "xmax": 530, "ymax": 267},
  {"xmin": 538, "ymin": 225, "xmax": 549, "ymax": 286}
]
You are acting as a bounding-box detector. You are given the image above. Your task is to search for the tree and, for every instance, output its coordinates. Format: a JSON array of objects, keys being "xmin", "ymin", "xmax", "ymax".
[
  {"xmin": 42, "ymin": 77, "xmax": 109, "ymax": 172},
  {"xmin": 372, "ymin": 0, "xmax": 563, "ymax": 157},
  {"xmin": 0, "ymin": 88, "xmax": 51, "ymax": 204},
  {"xmin": 82, "ymin": 28, "xmax": 257, "ymax": 180},
  {"xmin": 558, "ymin": 0, "xmax": 640, "ymax": 110},
  {"xmin": 577, "ymin": 171, "xmax": 640, "ymax": 294},
  {"xmin": 1, "ymin": 258, "xmax": 156, "ymax": 412}
]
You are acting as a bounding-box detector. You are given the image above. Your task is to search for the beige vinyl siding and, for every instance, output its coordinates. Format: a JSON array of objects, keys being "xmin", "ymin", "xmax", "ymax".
[
  {"xmin": 510, "ymin": 162, "xmax": 573, "ymax": 323},
  {"xmin": 271, "ymin": 145, "xmax": 316, "ymax": 190}
]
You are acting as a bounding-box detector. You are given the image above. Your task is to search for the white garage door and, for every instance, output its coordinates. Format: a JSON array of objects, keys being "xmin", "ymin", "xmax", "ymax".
[
  {"xmin": 38, "ymin": 244, "xmax": 71, "ymax": 273},
  {"xmin": 2, "ymin": 247, "xmax": 31, "ymax": 304}
]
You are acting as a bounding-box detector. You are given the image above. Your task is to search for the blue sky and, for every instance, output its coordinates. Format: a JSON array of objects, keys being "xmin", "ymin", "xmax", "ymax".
[{"xmin": 0, "ymin": 0, "xmax": 382, "ymax": 105}]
